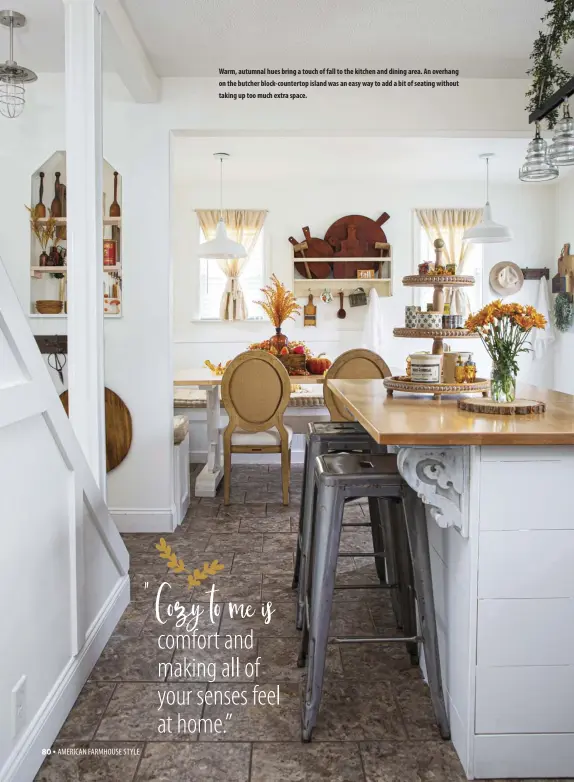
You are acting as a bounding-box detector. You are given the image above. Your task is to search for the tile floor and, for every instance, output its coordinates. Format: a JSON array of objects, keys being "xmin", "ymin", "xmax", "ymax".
[{"xmin": 35, "ymin": 464, "xmax": 568, "ymax": 782}]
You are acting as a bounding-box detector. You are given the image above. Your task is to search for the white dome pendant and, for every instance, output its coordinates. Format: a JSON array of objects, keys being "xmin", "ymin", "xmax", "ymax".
[
  {"xmin": 199, "ymin": 153, "xmax": 247, "ymax": 259},
  {"xmin": 463, "ymin": 153, "xmax": 513, "ymax": 244}
]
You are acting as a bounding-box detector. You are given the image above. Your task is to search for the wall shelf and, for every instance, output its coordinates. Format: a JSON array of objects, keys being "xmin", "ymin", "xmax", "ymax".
[
  {"xmin": 294, "ymin": 278, "xmax": 391, "ymax": 297},
  {"xmin": 31, "ymin": 265, "xmax": 121, "ymax": 274},
  {"xmin": 29, "ymin": 152, "xmax": 123, "ymax": 317}
]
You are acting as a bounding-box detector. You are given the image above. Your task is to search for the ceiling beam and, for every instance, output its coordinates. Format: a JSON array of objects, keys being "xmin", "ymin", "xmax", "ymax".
[
  {"xmin": 529, "ymin": 75, "xmax": 574, "ymax": 124},
  {"xmin": 100, "ymin": 0, "xmax": 160, "ymax": 103}
]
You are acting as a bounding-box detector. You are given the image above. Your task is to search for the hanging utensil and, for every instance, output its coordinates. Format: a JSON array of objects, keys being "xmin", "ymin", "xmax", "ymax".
[
  {"xmin": 304, "ymin": 292, "xmax": 317, "ymax": 326},
  {"xmin": 337, "ymin": 291, "xmax": 346, "ymax": 319}
]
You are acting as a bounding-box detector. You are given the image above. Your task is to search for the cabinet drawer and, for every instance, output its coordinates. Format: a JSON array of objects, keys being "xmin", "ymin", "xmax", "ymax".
[
  {"xmin": 478, "ymin": 530, "xmax": 574, "ymax": 599},
  {"xmin": 476, "ymin": 666, "xmax": 574, "ymax": 734}
]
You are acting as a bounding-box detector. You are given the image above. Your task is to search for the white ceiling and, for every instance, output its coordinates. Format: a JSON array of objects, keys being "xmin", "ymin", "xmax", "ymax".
[
  {"xmin": 5, "ymin": 0, "xmax": 574, "ymax": 80},
  {"xmin": 173, "ymin": 135, "xmax": 573, "ymax": 184}
]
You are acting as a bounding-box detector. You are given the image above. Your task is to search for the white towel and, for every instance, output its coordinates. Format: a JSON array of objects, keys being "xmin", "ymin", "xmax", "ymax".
[
  {"xmin": 362, "ymin": 288, "xmax": 385, "ymax": 356},
  {"xmin": 531, "ymin": 276, "xmax": 555, "ymax": 359}
]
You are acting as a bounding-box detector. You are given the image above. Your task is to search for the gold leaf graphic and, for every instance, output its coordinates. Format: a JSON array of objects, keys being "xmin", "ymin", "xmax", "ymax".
[{"xmin": 155, "ymin": 538, "xmax": 225, "ymax": 590}]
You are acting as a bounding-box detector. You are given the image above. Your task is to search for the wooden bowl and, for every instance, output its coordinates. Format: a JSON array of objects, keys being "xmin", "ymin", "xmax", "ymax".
[{"xmin": 36, "ymin": 299, "xmax": 63, "ymax": 314}]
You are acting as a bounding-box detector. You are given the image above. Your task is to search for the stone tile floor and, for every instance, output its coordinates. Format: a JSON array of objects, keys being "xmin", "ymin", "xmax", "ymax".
[{"xmin": 35, "ymin": 464, "xmax": 569, "ymax": 782}]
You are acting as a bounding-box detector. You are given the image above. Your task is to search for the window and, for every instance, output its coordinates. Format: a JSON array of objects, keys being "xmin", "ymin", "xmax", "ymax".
[
  {"xmin": 198, "ymin": 229, "xmax": 266, "ymax": 320},
  {"xmin": 417, "ymin": 226, "xmax": 483, "ymax": 313}
]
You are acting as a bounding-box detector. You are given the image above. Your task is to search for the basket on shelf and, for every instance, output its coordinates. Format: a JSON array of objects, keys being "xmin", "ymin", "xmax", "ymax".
[
  {"xmin": 35, "ymin": 299, "xmax": 63, "ymax": 315},
  {"xmin": 278, "ymin": 353, "xmax": 306, "ymax": 374}
]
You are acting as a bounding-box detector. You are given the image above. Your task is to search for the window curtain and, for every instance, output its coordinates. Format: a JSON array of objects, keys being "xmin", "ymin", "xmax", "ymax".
[
  {"xmin": 415, "ymin": 208, "xmax": 483, "ymax": 317},
  {"xmin": 196, "ymin": 209, "xmax": 267, "ymax": 320}
]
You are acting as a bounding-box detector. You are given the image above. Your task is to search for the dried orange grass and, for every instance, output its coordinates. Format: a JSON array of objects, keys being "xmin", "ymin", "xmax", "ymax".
[{"xmin": 255, "ymin": 274, "xmax": 301, "ymax": 327}]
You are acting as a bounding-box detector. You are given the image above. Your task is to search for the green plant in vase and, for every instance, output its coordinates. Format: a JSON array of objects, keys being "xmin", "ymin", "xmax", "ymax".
[
  {"xmin": 465, "ymin": 300, "xmax": 547, "ymax": 403},
  {"xmin": 255, "ymin": 274, "xmax": 301, "ymax": 353}
]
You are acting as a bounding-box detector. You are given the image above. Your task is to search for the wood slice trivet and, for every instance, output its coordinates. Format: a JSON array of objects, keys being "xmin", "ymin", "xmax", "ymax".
[{"xmin": 457, "ymin": 398, "xmax": 546, "ymax": 416}]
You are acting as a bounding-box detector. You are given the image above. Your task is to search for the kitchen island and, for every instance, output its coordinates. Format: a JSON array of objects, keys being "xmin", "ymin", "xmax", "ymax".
[{"xmin": 328, "ymin": 379, "xmax": 574, "ymax": 780}]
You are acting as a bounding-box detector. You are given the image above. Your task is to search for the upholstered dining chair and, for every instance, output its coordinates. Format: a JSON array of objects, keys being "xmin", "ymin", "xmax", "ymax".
[
  {"xmin": 221, "ymin": 350, "xmax": 292, "ymax": 505},
  {"xmin": 322, "ymin": 348, "xmax": 391, "ymax": 421}
]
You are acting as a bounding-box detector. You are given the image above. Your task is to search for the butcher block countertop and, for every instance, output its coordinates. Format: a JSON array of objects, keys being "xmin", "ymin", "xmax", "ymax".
[{"xmin": 327, "ymin": 379, "xmax": 574, "ymax": 446}]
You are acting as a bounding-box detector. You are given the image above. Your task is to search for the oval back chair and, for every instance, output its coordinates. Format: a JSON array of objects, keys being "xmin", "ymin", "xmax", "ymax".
[
  {"xmin": 221, "ymin": 350, "xmax": 292, "ymax": 505},
  {"xmin": 323, "ymin": 348, "xmax": 391, "ymax": 422}
]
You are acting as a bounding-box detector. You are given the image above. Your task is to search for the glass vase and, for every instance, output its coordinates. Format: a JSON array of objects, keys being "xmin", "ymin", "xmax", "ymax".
[
  {"xmin": 269, "ymin": 327, "xmax": 288, "ymax": 351},
  {"xmin": 490, "ymin": 361, "xmax": 516, "ymax": 403}
]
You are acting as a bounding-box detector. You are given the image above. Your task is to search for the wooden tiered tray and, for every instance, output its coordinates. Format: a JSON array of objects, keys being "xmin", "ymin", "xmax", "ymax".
[
  {"xmin": 393, "ymin": 327, "xmax": 478, "ymax": 339},
  {"xmin": 402, "ymin": 274, "xmax": 475, "ymax": 287},
  {"xmin": 384, "ymin": 375, "xmax": 490, "ymax": 400}
]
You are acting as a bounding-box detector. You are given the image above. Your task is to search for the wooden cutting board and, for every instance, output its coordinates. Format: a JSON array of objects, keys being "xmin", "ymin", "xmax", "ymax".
[
  {"xmin": 60, "ymin": 387, "xmax": 133, "ymax": 472},
  {"xmin": 304, "ymin": 293, "xmax": 317, "ymax": 326}
]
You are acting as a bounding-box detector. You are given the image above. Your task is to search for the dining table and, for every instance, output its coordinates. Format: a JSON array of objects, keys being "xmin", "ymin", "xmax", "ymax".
[
  {"xmin": 174, "ymin": 368, "xmax": 325, "ymax": 497},
  {"xmin": 326, "ymin": 378, "xmax": 574, "ymax": 780}
]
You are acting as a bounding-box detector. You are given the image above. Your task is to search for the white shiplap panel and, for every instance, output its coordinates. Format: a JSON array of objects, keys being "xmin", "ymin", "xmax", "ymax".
[
  {"xmin": 476, "ymin": 666, "xmax": 574, "ymax": 734},
  {"xmin": 477, "ymin": 598, "xmax": 574, "ymax": 667},
  {"xmin": 478, "ymin": 530, "xmax": 574, "ymax": 599},
  {"xmin": 480, "ymin": 460, "xmax": 574, "ymax": 531}
]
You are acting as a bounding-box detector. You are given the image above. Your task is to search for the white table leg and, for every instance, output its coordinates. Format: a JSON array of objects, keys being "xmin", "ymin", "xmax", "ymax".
[{"xmin": 195, "ymin": 385, "xmax": 223, "ymax": 497}]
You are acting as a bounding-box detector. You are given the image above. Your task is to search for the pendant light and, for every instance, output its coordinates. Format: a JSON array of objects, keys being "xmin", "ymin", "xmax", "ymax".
[
  {"xmin": 519, "ymin": 122, "xmax": 559, "ymax": 182},
  {"xmin": 548, "ymin": 101, "xmax": 574, "ymax": 166},
  {"xmin": 199, "ymin": 152, "xmax": 247, "ymax": 259},
  {"xmin": 0, "ymin": 11, "xmax": 37, "ymax": 119},
  {"xmin": 463, "ymin": 153, "xmax": 513, "ymax": 244}
]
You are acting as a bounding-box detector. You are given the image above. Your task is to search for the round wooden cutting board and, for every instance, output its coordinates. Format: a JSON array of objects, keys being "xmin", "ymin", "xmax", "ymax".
[
  {"xmin": 60, "ymin": 387, "xmax": 133, "ymax": 472},
  {"xmin": 457, "ymin": 398, "xmax": 546, "ymax": 416}
]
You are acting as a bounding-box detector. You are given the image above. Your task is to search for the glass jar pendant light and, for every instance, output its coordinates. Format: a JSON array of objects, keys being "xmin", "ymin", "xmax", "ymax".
[
  {"xmin": 519, "ymin": 122, "xmax": 559, "ymax": 182},
  {"xmin": 548, "ymin": 102, "xmax": 574, "ymax": 167},
  {"xmin": 463, "ymin": 153, "xmax": 513, "ymax": 244},
  {"xmin": 199, "ymin": 152, "xmax": 247, "ymax": 260}
]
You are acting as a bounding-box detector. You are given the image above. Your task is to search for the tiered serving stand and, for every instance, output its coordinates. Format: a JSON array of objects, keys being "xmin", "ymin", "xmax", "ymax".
[{"xmin": 384, "ymin": 241, "xmax": 490, "ymax": 399}]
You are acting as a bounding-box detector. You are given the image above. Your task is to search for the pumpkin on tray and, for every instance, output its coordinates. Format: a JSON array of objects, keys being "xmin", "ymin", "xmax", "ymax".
[{"xmin": 306, "ymin": 354, "xmax": 332, "ymax": 375}]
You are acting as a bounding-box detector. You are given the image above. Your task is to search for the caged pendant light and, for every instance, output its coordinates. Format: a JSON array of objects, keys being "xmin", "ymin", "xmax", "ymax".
[
  {"xmin": 519, "ymin": 121, "xmax": 559, "ymax": 182},
  {"xmin": 199, "ymin": 152, "xmax": 247, "ymax": 260},
  {"xmin": 0, "ymin": 10, "xmax": 37, "ymax": 119},
  {"xmin": 463, "ymin": 153, "xmax": 513, "ymax": 244}
]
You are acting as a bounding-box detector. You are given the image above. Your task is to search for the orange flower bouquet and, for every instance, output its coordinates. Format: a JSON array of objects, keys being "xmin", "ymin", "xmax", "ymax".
[
  {"xmin": 465, "ymin": 300, "xmax": 547, "ymax": 402},
  {"xmin": 255, "ymin": 274, "xmax": 301, "ymax": 350}
]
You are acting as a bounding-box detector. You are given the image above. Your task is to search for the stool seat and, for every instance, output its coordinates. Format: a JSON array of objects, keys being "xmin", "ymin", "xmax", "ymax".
[
  {"xmin": 318, "ymin": 453, "xmax": 399, "ymax": 480},
  {"xmin": 308, "ymin": 421, "xmax": 366, "ymax": 436}
]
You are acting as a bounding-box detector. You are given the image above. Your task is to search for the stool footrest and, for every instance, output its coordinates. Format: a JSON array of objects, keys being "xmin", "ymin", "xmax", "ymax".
[
  {"xmin": 334, "ymin": 583, "xmax": 396, "ymax": 590},
  {"xmin": 328, "ymin": 635, "xmax": 421, "ymax": 645}
]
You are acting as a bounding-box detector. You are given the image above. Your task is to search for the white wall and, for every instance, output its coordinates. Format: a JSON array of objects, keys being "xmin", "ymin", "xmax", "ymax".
[
  {"xmin": 0, "ymin": 73, "xmax": 558, "ymax": 530},
  {"xmin": 172, "ymin": 135, "xmax": 557, "ymax": 384},
  {"xmin": 0, "ymin": 259, "xmax": 129, "ymax": 782},
  {"xmin": 554, "ymin": 170, "xmax": 574, "ymax": 394}
]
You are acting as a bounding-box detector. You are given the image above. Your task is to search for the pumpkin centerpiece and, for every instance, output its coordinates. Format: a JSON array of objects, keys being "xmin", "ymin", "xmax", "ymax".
[{"xmin": 306, "ymin": 353, "xmax": 332, "ymax": 376}]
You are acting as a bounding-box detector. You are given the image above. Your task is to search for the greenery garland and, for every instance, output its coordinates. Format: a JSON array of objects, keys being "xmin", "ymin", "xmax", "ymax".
[
  {"xmin": 554, "ymin": 292, "xmax": 574, "ymax": 331},
  {"xmin": 526, "ymin": 0, "xmax": 574, "ymax": 127}
]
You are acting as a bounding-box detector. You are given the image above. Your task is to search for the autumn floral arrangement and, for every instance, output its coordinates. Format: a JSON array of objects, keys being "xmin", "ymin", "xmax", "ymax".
[
  {"xmin": 465, "ymin": 300, "xmax": 547, "ymax": 403},
  {"xmin": 255, "ymin": 274, "xmax": 301, "ymax": 348}
]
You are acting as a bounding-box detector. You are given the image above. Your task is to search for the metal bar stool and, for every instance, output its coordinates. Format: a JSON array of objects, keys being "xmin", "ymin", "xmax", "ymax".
[
  {"xmin": 299, "ymin": 452, "xmax": 450, "ymax": 743},
  {"xmin": 292, "ymin": 421, "xmax": 388, "ymax": 630}
]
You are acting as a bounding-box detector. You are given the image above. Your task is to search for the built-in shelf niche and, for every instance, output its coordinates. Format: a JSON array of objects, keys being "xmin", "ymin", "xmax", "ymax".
[{"xmin": 29, "ymin": 151, "xmax": 123, "ymax": 317}]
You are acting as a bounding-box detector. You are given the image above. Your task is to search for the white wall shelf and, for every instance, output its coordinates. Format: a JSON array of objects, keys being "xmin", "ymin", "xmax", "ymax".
[
  {"xmin": 292, "ymin": 251, "xmax": 393, "ymax": 298},
  {"xmin": 29, "ymin": 151, "xmax": 123, "ymax": 316}
]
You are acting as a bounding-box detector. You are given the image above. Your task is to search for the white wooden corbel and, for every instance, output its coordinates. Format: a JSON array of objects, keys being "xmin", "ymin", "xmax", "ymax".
[{"xmin": 397, "ymin": 446, "xmax": 471, "ymax": 537}]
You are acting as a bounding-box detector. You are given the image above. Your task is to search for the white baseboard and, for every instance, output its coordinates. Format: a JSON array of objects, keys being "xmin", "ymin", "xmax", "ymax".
[
  {"xmin": 110, "ymin": 507, "xmax": 176, "ymax": 533},
  {"xmin": 1, "ymin": 575, "xmax": 130, "ymax": 782},
  {"xmin": 473, "ymin": 733, "xmax": 574, "ymax": 779},
  {"xmin": 189, "ymin": 450, "xmax": 305, "ymax": 465}
]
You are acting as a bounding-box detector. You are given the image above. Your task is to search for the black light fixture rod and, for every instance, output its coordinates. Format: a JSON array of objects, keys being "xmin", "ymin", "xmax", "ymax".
[{"xmin": 529, "ymin": 75, "xmax": 574, "ymax": 124}]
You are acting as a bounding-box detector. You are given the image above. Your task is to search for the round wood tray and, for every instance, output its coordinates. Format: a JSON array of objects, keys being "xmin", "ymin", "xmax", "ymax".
[
  {"xmin": 402, "ymin": 274, "xmax": 475, "ymax": 287},
  {"xmin": 384, "ymin": 376, "xmax": 490, "ymax": 399},
  {"xmin": 457, "ymin": 398, "xmax": 546, "ymax": 415},
  {"xmin": 393, "ymin": 327, "xmax": 478, "ymax": 339}
]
